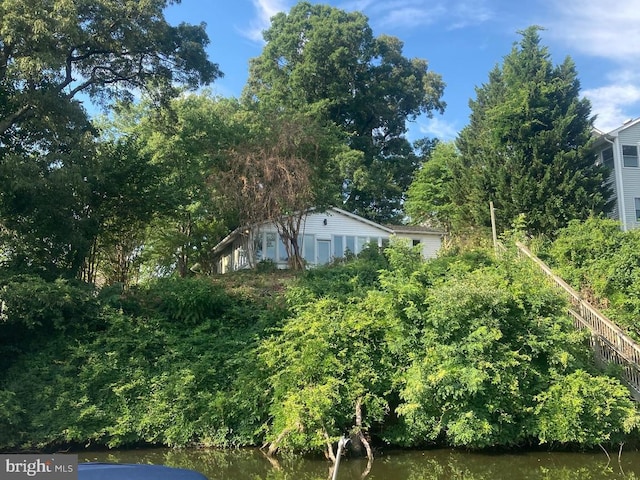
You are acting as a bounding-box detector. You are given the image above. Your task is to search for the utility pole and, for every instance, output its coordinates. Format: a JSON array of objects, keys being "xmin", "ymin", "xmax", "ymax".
[{"xmin": 490, "ymin": 201, "xmax": 498, "ymax": 251}]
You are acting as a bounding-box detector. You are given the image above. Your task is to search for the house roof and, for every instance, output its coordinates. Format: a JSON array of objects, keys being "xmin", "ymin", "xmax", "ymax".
[
  {"xmin": 211, "ymin": 207, "xmax": 444, "ymax": 254},
  {"xmin": 327, "ymin": 207, "xmax": 395, "ymax": 233},
  {"xmin": 385, "ymin": 224, "xmax": 444, "ymax": 235},
  {"xmin": 593, "ymin": 118, "xmax": 640, "ymax": 146},
  {"xmin": 212, "ymin": 226, "xmax": 245, "ymax": 255}
]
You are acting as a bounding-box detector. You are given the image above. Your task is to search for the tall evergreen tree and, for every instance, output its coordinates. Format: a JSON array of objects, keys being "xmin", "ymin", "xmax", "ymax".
[
  {"xmin": 405, "ymin": 141, "xmax": 457, "ymax": 232},
  {"xmin": 455, "ymin": 26, "xmax": 611, "ymax": 235}
]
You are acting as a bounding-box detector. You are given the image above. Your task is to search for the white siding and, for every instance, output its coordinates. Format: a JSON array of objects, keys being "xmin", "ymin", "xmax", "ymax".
[
  {"xmin": 617, "ymin": 124, "xmax": 640, "ymax": 229},
  {"xmin": 213, "ymin": 208, "xmax": 443, "ymax": 272},
  {"xmin": 301, "ymin": 210, "xmax": 391, "ymax": 239},
  {"xmin": 258, "ymin": 210, "xmax": 392, "ymax": 266},
  {"xmin": 387, "ymin": 233, "xmax": 442, "ymax": 259},
  {"xmin": 415, "ymin": 235, "xmax": 442, "ymax": 259}
]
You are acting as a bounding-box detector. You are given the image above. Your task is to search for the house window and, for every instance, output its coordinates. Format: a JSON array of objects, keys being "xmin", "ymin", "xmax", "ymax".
[
  {"xmin": 623, "ymin": 145, "xmax": 638, "ymax": 167},
  {"xmin": 602, "ymin": 147, "xmax": 614, "ymax": 169},
  {"xmin": 636, "ymin": 198, "xmax": 640, "ymax": 222},
  {"xmin": 278, "ymin": 236, "xmax": 288, "ymax": 262},
  {"xmin": 334, "ymin": 235, "xmax": 344, "ymax": 258},
  {"xmin": 265, "ymin": 232, "xmax": 277, "ymax": 260},
  {"xmin": 345, "ymin": 236, "xmax": 356, "ymax": 255},
  {"xmin": 357, "ymin": 236, "xmax": 367, "ymax": 253},
  {"xmin": 412, "ymin": 239, "xmax": 421, "ymax": 247},
  {"xmin": 317, "ymin": 239, "xmax": 331, "ymax": 265},
  {"xmin": 302, "ymin": 234, "xmax": 315, "ymax": 263}
]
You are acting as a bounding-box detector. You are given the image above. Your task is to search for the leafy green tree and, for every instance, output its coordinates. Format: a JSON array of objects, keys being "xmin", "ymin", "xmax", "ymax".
[
  {"xmin": 260, "ymin": 293, "xmax": 402, "ymax": 460},
  {"xmin": 0, "ymin": 115, "xmax": 99, "ymax": 278},
  {"xmin": 243, "ymin": 1, "xmax": 445, "ymax": 223},
  {"xmin": 0, "ymin": 0, "xmax": 220, "ymax": 279},
  {"xmin": 118, "ymin": 94, "xmax": 246, "ymax": 277},
  {"xmin": 405, "ymin": 141, "xmax": 458, "ymax": 232},
  {"xmin": 455, "ymin": 26, "xmax": 611, "ymax": 236},
  {"xmin": 84, "ymin": 134, "xmax": 165, "ymax": 286},
  {"xmin": 0, "ymin": 0, "xmax": 219, "ymax": 137}
]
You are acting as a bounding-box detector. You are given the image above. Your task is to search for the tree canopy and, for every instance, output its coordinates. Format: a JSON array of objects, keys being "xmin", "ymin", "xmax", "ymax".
[
  {"xmin": 0, "ymin": 0, "xmax": 220, "ymax": 279},
  {"xmin": 0, "ymin": 0, "xmax": 219, "ymax": 137},
  {"xmin": 405, "ymin": 141, "xmax": 458, "ymax": 232},
  {"xmin": 244, "ymin": 1, "xmax": 445, "ymax": 223},
  {"xmin": 453, "ymin": 26, "xmax": 611, "ymax": 235}
]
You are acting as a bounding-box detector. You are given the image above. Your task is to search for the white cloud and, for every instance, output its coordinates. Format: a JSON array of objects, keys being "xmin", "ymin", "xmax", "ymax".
[
  {"xmin": 583, "ymin": 80, "xmax": 640, "ymax": 133},
  {"xmin": 547, "ymin": 0, "xmax": 640, "ymax": 61},
  {"xmin": 339, "ymin": 0, "xmax": 376, "ymax": 11},
  {"xmin": 242, "ymin": 0, "xmax": 495, "ymax": 43},
  {"xmin": 342, "ymin": 0, "xmax": 493, "ymax": 30},
  {"xmin": 416, "ymin": 116, "xmax": 459, "ymax": 141},
  {"xmin": 243, "ymin": 0, "xmax": 289, "ymax": 42},
  {"xmin": 544, "ymin": 0, "xmax": 640, "ymax": 131},
  {"xmin": 448, "ymin": 1, "xmax": 493, "ymax": 29},
  {"xmin": 379, "ymin": 6, "xmax": 445, "ymax": 29}
]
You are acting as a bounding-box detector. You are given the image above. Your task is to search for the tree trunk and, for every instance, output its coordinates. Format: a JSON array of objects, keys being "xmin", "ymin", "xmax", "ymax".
[
  {"xmin": 323, "ymin": 428, "xmax": 336, "ymax": 463},
  {"xmin": 177, "ymin": 214, "xmax": 193, "ymax": 277},
  {"xmin": 358, "ymin": 430, "xmax": 374, "ymax": 479},
  {"xmin": 81, "ymin": 237, "xmax": 99, "ymax": 284},
  {"xmin": 266, "ymin": 427, "xmax": 293, "ymax": 457},
  {"xmin": 353, "ymin": 397, "xmax": 374, "ymax": 478},
  {"xmin": 277, "ymin": 214, "xmax": 305, "ymax": 270}
]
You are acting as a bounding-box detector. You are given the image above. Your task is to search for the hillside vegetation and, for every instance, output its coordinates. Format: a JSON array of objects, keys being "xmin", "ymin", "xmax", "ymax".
[
  {"xmin": 542, "ymin": 217, "xmax": 640, "ymax": 340},
  {"xmin": 0, "ymin": 242, "xmax": 637, "ymax": 453}
]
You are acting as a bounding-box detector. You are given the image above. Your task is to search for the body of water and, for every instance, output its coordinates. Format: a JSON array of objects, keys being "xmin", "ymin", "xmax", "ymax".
[{"xmin": 78, "ymin": 447, "xmax": 640, "ymax": 480}]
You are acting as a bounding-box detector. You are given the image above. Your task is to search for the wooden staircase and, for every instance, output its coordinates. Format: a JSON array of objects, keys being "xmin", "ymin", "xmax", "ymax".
[{"xmin": 513, "ymin": 241, "xmax": 640, "ymax": 402}]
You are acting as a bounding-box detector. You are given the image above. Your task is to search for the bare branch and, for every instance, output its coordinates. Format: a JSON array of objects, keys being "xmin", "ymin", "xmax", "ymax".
[{"xmin": 65, "ymin": 64, "xmax": 142, "ymax": 99}]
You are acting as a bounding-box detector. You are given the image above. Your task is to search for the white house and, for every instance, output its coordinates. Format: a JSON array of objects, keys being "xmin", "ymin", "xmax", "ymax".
[
  {"xmin": 212, "ymin": 207, "xmax": 444, "ymax": 274},
  {"xmin": 594, "ymin": 118, "xmax": 640, "ymax": 231}
]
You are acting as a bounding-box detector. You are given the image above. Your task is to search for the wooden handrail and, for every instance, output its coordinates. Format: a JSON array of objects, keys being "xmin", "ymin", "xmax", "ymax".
[{"xmin": 513, "ymin": 241, "xmax": 640, "ymax": 401}]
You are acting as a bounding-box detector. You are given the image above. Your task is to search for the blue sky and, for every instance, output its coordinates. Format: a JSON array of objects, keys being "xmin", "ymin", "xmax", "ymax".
[{"xmin": 165, "ymin": 0, "xmax": 640, "ymax": 141}]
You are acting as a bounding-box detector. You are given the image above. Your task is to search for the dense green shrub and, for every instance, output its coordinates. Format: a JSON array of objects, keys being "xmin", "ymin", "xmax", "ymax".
[
  {"xmin": 547, "ymin": 217, "xmax": 640, "ymax": 337},
  {"xmin": 535, "ymin": 370, "xmax": 638, "ymax": 446},
  {"xmin": 0, "ymin": 246, "xmax": 637, "ymax": 453},
  {"xmin": 0, "ymin": 275, "xmax": 98, "ymax": 332},
  {"xmin": 284, "ymin": 244, "xmax": 388, "ymax": 306},
  {"xmin": 0, "ymin": 275, "xmax": 99, "ymax": 375},
  {"xmin": 548, "ymin": 217, "xmax": 624, "ymax": 291},
  {"xmin": 396, "ymin": 260, "xmax": 599, "ymax": 448},
  {"xmin": 260, "ymin": 292, "xmax": 403, "ymax": 453},
  {"xmin": 0, "ymin": 390, "xmax": 22, "ymax": 447},
  {"xmin": 263, "ymin": 244, "xmax": 637, "ymax": 452}
]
